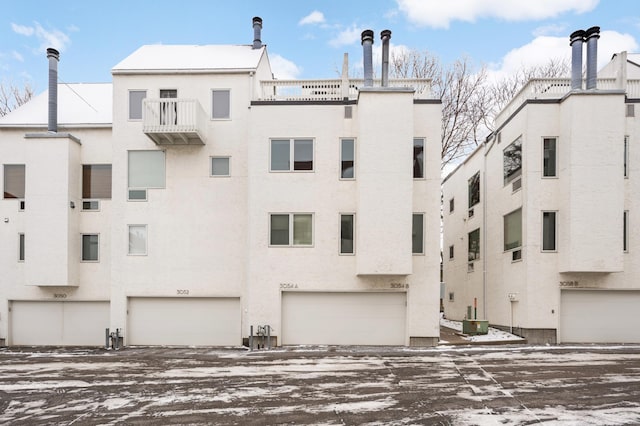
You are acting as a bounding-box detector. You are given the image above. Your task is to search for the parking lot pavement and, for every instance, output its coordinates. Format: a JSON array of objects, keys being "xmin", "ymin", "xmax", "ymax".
[{"xmin": 1, "ymin": 345, "xmax": 640, "ymax": 425}]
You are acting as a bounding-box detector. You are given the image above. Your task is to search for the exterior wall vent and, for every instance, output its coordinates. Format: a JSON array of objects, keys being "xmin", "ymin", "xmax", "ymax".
[
  {"xmin": 627, "ymin": 104, "xmax": 635, "ymax": 117},
  {"xmin": 512, "ymin": 250, "xmax": 522, "ymax": 262},
  {"xmin": 344, "ymin": 105, "xmax": 352, "ymax": 119},
  {"xmin": 128, "ymin": 189, "xmax": 147, "ymax": 201},
  {"xmin": 468, "ymin": 208, "xmax": 474, "ymax": 218},
  {"xmin": 19, "ymin": 200, "xmax": 25, "ymax": 211},
  {"xmin": 512, "ymin": 178, "xmax": 522, "ymax": 192}
]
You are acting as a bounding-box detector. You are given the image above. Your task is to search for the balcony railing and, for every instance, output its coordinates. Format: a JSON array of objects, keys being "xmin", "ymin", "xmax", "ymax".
[
  {"xmin": 143, "ymin": 98, "xmax": 207, "ymax": 145},
  {"xmin": 495, "ymin": 78, "xmax": 635, "ymax": 127},
  {"xmin": 258, "ymin": 78, "xmax": 433, "ymax": 101}
]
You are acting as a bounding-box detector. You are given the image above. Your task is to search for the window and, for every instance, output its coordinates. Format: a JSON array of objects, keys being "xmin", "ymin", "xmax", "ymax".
[
  {"xmin": 449, "ymin": 198, "xmax": 455, "ymax": 213},
  {"xmin": 128, "ymin": 225, "xmax": 147, "ymax": 255},
  {"xmin": 624, "ymin": 136, "xmax": 629, "ymax": 178},
  {"xmin": 504, "ymin": 136, "xmax": 522, "ymax": 185},
  {"xmin": 468, "ymin": 171, "xmax": 480, "ymax": 208},
  {"xmin": 340, "ymin": 139, "xmax": 355, "ymax": 179},
  {"xmin": 543, "ymin": 138, "xmax": 557, "ymax": 177},
  {"xmin": 542, "ymin": 211, "xmax": 557, "ymax": 251},
  {"xmin": 82, "ymin": 165, "xmax": 112, "ymax": 199},
  {"xmin": 624, "ymin": 210, "xmax": 629, "ymax": 252},
  {"xmin": 449, "ymin": 244, "xmax": 454, "ymax": 260},
  {"xmin": 468, "ymin": 228, "xmax": 480, "ymax": 261},
  {"xmin": 413, "ymin": 138, "xmax": 424, "ymax": 179},
  {"xmin": 412, "ymin": 213, "xmax": 424, "ymax": 254},
  {"xmin": 340, "ymin": 214, "xmax": 355, "ymax": 254},
  {"xmin": 211, "ymin": 157, "xmax": 230, "ymax": 177},
  {"xmin": 270, "ymin": 139, "xmax": 314, "ymax": 172},
  {"xmin": 82, "ymin": 234, "xmax": 99, "ymax": 262},
  {"xmin": 270, "ymin": 214, "xmax": 313, "ymax": 246},
  {"xmin": 159, "ymin": 89, "xmax": 177, "ymax": 125},
  {"xmin": 504, "ymin": 208, "xmax": 522, "ymax": 251},
  {"xmin": 212, "ymin": 89, "xmax": 230, "ymax": 119},
  {"xmin": 18, "ymin": 233, "xmax": 25, "ymax": 262},
  {"xmin": 128, "ymin": 151, "xmax": 166, "ymax": 196},
  {"xmin": 4, "ymin": 164, "xmax": 25, "ymax": 199},
  {"xmin": 128, "ymin": 90, "xmax": 146, "ymax": 120}
]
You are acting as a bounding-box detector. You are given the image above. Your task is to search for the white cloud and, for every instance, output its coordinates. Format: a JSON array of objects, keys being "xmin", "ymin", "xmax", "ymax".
[
  {"xmin": 12, "ymin": 51, "xmax": 24, "ymax": 62},
  {"xmin": 11, "ymin": 23, "xmax": 34, "ymax": 36},
  {"xmin": 10, "ymin": 21, "xmax": 71, "ymax": 52},
  {"xmin": 532, "ymin": 23, "xmax": 567, "ymax": 37},
  {"xmin": 397, "ymin": 0, "xmax": 599, "ymax": 29},
  {"xmin": 488, "ymin": 30, "xmax": 639, "ymax": 81},
  {"xmin": 329, "ymin": 24, "xmax": 362, "ymax": 48},
  {"xmin": 270, "ymin": 54, "xmax": 302, "ymax": 79},
  {"xmin": 299, "ymin": 11, "xmax": 325, "ymax": 26}
]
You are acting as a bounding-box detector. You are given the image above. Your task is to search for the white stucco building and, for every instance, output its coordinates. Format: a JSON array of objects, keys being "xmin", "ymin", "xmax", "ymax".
[
  {"xmin": 0, "ymin": 19, "xmax": 442, "ymax": 347},
  {"xmin": 442, "ymin": 27, "xmax": 640, "ymax": 344}
]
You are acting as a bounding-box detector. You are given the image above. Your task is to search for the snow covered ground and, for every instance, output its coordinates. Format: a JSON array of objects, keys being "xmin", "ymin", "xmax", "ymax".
[{"xmin": 440, "ymin": 317, "xmax": 527, "ymax": 343}]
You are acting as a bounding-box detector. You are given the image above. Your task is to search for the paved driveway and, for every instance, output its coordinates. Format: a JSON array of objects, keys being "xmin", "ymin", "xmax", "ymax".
[{"xmin": 1, "ymin": 345, "xmax": 640, "ymax": 425}]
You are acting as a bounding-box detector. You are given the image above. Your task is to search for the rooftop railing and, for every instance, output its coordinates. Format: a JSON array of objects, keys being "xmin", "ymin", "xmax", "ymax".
[{"xmin": 258, "ymin": 78, "xmax": 433, "ymax": 101}]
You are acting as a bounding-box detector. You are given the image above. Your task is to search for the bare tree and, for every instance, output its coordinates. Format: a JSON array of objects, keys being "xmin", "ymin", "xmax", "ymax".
[{"xmin": 0, "ymin": 82, "xmax": 33, "ymax": 117}]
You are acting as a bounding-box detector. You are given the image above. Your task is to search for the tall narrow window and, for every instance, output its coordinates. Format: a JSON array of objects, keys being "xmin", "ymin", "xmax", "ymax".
[
  {"xmin": 340, "ymin": 139, "xmax": 355, "ymax": 179},
  {"xmin": 468, "ymin": 171, "xmax": 480, "ymax": 208},
  {"xmin": 212, "ymin": 89, "xmax": 231, "ymax": 119},
  {"xmin": 624, "ymin": 210, "xmax": 629, "ymax": 252},
  {"xmin": 412, "ymin": 213, "xmax": 424, "ymax": 254},
  {"xmin": 3, "ymin": 164, "xmax": 25, "ymax": 199},
  {"xmin": 82, "ymin": 165, "xmax": 112, "ymax": 199},
  {"xmin": 82, "ymin": 234, "xmax": 99, "ymax": 262},
  {"xmin": 504, "ymin": 208, "xmax": 522, "ymax": 251},
  {"xmin": 270, "ymin": 139, "xmax": 314, "ymax": 172},
  {"xmin": 128, "ymin": 90, "xmax": 146, "ymax": 120},
  {"xmin": 449, "ymin": 198, "xmax": 455, "ymax": 213},
  {"xmin": 624, "ymin": 136, "xmax": 629, "ymax": 178},
  {"xmin": 449, "ymin": 244, "xmax": 454, "ymax": 260},
  {"xmin": 468, "ymin": 228, "xmax": 480, "ymax": 261},
  {"xmin": 413, "ymin": 138, "xmax": 425, "ymax": 179},
  {"xmin": 18, "ymin": 233, "xmax": 25, "ymax": 261},
  {"xmin": 340, "ymin": 214, "xmax": 354, "ymax": 254},
  {"xmin": 504, "ymin": 136, "xmax": 522, "ymax": 184},
  {"xmin": 543, "ymin": 137, "xmax": 557, "ymax": 177},
  {"xmin": 542, "ymin": 211, "xmax": 557, "ymax": 251},
  {"xmin": 159, "ymin": 89, "xmax": 177, "ymax": 125},
  {"xmin": 128, "ymin": 225, "xmax": 147, "ymax": 255}
]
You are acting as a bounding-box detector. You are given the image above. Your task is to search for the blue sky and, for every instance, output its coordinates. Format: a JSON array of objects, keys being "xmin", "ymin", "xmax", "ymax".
[{"xmin": 1, "ymin": 0, "xmax": 639, "ymax": 94}]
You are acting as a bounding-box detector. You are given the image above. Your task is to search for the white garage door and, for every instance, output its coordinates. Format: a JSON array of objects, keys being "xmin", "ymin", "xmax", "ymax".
[
  {"xmin": 127, "ymin": 297, "xmax": 241, "ymax": 346},
  {"xmin": 281, "ymin": 292, "xmax": 406, "ymax": 346},
  {"xmin": 10, "ymin": 301, "xmax": 109, "ymax": 346},
  {"xmin": 560, "ymin": 290, "xmax": 640, "ymax": 343}
]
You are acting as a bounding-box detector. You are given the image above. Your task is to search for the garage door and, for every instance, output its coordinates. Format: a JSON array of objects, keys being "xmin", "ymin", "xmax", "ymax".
[
  {"xmin": 560, "ymin": 290, "xmax": 640, "ymax": 343},
  {"xmin": 127, "ymin": 297, "xmax": 241, "ymax": 346},
  {"xmin": 10, "ymin": 301, "xmax": 109, "ymax": 346},
  {"xmin": 281, "ymin": 292, "xmax": 406, "ymax": 346}
]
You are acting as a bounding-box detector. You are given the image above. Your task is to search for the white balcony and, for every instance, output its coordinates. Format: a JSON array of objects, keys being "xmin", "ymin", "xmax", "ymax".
[{"xmin": 142, "ymin": 99, "xmax": 207, "ymax": 145}]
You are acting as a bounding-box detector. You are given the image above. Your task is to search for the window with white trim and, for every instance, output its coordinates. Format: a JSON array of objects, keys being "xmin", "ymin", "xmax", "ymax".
[
  {"xmin": 468, "ymin": 172, "xmax": 480, "ymax": 208},
  {"xmin": 503, "ymin": 136, "xmax": 522, "ymax": 185},
  {"xmin": 128, "ymin": 90, "xmax": 146, "ymax": 120},
  {"xmin": 128, "ymin": 151, "xmax": 165, "ymax": 201},
  {"xmin": 212, "ymin": 89, "xmax": 230, "ymax": 119},
  {"xmin": 18, "ymin": 233, "xmax": 25, "ymax": 262},
  {"xmin": 128, "ymin": 225, "xmax": 147, "ymax": 255},
  {"xmin": 412, "ymin": 213, "xmax": 424, "ymax": 254},
  {"xmin": 270, "ymin": 213, "xmax": 313, "ymax": 246},
  {"xmin": 624, "ymin": 210, "xmax": 629, "ymax": 252},
  {"xmin": 211, "ymin": 157, "xmax": 230, "ymax": 177},
  {"xmin": 543, "ymin": 138, "xmax": 557, "ymax": 177},
  {"xmin": 340, "ymin": 214, "xmax": 355, "ymax": 254},
  {"xmin": 82, "ymin": 164, "xmax": 112, "ymax": 199},
  {"xmin": 468, "ymin": 228, "xmax": 480, "ymax": 261},
  {"xmin": 270, "ymin": 139, "xmax": 314, "ymax": 172},
  {"xmin": 340, "ymin": 139, "xmax": 355, "ymax": 179},
  {"xmin": 413, "ymin": 138, "xmax": 425, "ymax": 179},
  {"xmin": 542, "ymin": 211, "xmax": 557, "ymax": 252},
  {"xmin": 504, "ymin": 208, "xmax": 522, "ymax": 251},
  {"xmin": 82, "ymin": 234, "xmax": 99, "ymax": 262}
]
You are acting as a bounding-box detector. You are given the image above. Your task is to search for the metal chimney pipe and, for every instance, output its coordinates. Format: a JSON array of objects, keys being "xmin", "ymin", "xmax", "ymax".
[
  {"xmin": 252, "ymin": 17, "xmax": 263, "ymax": 49},
  {"xmin": 361, "ymin": 30, "xmax": 374, "ymax": 87},
  {"xmin": 569, "ymin": 30, "xmax": 585, "ymax": 90},
  {"xmin": 46, "ymin": 47, "xmax": 59, "ymax": 133},
  {"xmin": 585, "ymin": 26, "xmax": 600, "ymax": 90},
  {"xmin": 381, "ymin": 30, "xmax": 391, "ymax": 87}
]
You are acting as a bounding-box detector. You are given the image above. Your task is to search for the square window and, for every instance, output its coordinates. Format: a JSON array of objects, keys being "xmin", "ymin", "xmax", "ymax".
[
  {"xmin": 82, "ymin": 234, "xmax": 99, "ymax": 261},
  {"xmin": 4, "ymin": 164, "xmax": 25, "ymax": 199},
  {"xmin": 83, "ymin": 164, "xmax": 112, "ymax": 199},
  {"xmin": 212, "ymin": 89, "xmax": 231, "ymax": 119},
  {"xmin": 129, "ymin": 90, "xmax": 146, "ymax": 120},
  {"xmin": 128, "ymin": 225, "xmax": 147, "ymax": 255},
  {"xmin": 211, "ymin": 157, "xmax": 230, "ymax": 177},
  {"xmin": 270, "ymin": 139, "xmax": 314, "ymax": 172},
  {"xmin": 340, "ymin": 214, "xmax": 355, "ymax": 254},
  {"xmin": 128, "ymin": 151, "xmax": 165, "ymax": 190}
]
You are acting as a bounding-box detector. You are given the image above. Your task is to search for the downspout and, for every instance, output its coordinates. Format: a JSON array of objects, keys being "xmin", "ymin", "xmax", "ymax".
[{"xmin": 482, "ymin": 137, "xmax": 490, "ymax": 320}]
